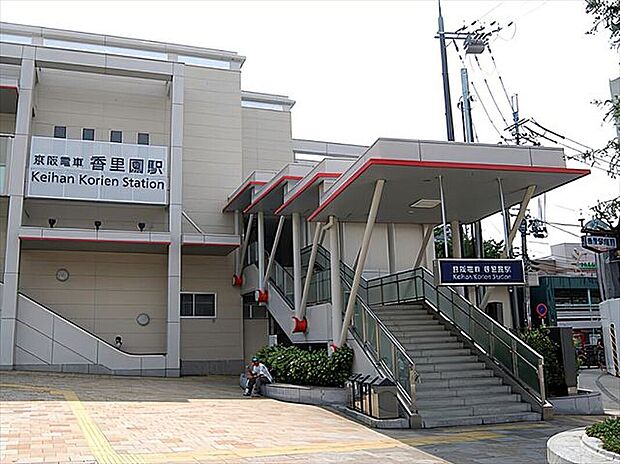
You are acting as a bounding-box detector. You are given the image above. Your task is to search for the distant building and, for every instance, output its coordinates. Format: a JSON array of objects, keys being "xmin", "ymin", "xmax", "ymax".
[{"xmin": 529, "ymin": 243, "xmax": 601, "ymax": 347}]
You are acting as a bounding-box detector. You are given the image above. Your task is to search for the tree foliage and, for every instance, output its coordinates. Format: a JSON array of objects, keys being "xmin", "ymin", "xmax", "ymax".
[{"xmin": 434, "ymin": 226, "xmax": 504, "ymax": 259}]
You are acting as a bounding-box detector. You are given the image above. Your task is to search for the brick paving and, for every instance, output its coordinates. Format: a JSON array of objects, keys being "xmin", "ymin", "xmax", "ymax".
[
  {"xmin": 380, "ymin": 414, "xmax": 614, "ymax": 464},
  {"xmin": 0, "ymin": 371, "xmax": 447, "ymax": 464}
]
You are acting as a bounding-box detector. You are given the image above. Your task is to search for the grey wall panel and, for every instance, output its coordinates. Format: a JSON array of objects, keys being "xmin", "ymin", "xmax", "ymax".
[{"xmin": 19, "ymin": 250, "xmax": 167, "ymax": 353}]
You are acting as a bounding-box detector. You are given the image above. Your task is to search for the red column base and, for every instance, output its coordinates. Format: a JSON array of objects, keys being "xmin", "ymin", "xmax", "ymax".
[
  {"xmin": 231, "ymin": 275, "xmax": 243, "ymax": 287},
  {"xmin": 255, "ymin": 289, "xmax": 269, "ymax": 303},
  {"xmin": 292, "ymin": 316, "xmax": 308, "ymax": 333}
]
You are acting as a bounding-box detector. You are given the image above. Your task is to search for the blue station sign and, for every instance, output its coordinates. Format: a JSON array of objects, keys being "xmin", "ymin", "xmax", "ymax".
[{"xmin": 435, "ymin": 259, "xmax": 525, "ymax": 286}]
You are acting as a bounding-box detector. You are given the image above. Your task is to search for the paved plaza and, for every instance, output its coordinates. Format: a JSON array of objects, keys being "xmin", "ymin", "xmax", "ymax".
[
  {"xmin": 0, "ymin": 371, "xmax": 446, "ymax": 464},
  {"xmin": 1, "ymin": 370, "xmax": 618, "ymax": 464}
]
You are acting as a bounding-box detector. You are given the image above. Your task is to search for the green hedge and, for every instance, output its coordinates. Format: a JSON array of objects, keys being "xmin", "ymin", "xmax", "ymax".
[
  {"xmin": 254, "ymin": 345, "xmax": 354, "ymax": 388},
  {"xmin": 586, "ymin": 417, "xmax": 620, "ymax": 455}
]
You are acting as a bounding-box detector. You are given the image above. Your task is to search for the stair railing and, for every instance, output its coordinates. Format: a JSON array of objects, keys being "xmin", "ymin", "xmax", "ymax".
[{"xmin": 364, "ymin": 267, "xmax": 546, "ymax": 405}]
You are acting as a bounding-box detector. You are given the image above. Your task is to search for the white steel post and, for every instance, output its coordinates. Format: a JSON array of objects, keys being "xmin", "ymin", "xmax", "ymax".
[
  {"xmin": 292, "ymin": 212, "xmax": 302, "ymax": 313},
  {"xmin": 238, "ymin": 214, "xmax": 254, "ymax": 270},
  {"xmin": 298, "ymin": 222, "xmax": 323, "ymax": 320},
  {"xmin": 497, "ymin": 178, "xmax": 511, "ymax": 256},
  {"xmin": 387, "ymin": 223, "xmax": 396, "ymax": 274},
  {"xmin": 438, "ymin": 175, "xmax": 449, "ymax": 257},
  {"xmin": 337, "ymin": 179, "xmax": 385, "ymax": 347},
  {"xmin": 257, "ymin": 211, "xmax": 265, "ymax": 292},
  {"xmin": 330, "ymin": 216, "xmax": 343, "ymax": 347},
  {"xmin": 234, "ymin": 210, "xmax": 241, "ymax": 277},
  {"xmin": 264, "ymin": 215, "xmax": 285, "ymax": 284}
]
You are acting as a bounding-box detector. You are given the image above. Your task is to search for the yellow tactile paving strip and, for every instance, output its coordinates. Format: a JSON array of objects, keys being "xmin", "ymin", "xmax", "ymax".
[{"xmin": 0, "ymin": 371, "xmax": 449, "ymax": 464}]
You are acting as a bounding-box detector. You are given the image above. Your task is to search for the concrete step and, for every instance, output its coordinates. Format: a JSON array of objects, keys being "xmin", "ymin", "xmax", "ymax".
[
  {"xmin": 388, "ymin": 329, "xmax": 451, "ymax": 339},
  {"xmin": 396, "ymin": 334, "xmax": 458, "ymax": 344},
  {"xmin": 380, "ymin": 319, "xmax": 441, "ymax": 328},
  {"xmin": 420, "ymin": 402, "xmax": 531, "ymax": 419},
  {"xmin": 410, "ymin": 348, "xmax": 472, "ymax": 358},
  {"xmin": 416, "ymin": 362, "xmax": 486, "ymax": 373},
  {"xmin": 420, "ymin": 411, "xmax": 540, "ymax": 428},
  {"xmin": 413, "ymin": 354, "xmax": 479, "ymax": 365},
  {"xmin": 404, "ymin": 341, "xmax": 464, "ymax": 351},
  {"xmin": 417, "ymin": 375, "xmax": 503, "ymax": 390},
  {"xmin": 416, "ymin": 393, "xmax": 521, "ymax": 408},
  {"xmin": 376, "ymin": 309, "xmax": 431, "ymax": 317},
  {"xmin": 416, "ymin": 384, "xmax": 511, "ymax": 398},
  {"xmin": 418, "ymin": 368, "xmax": 494, "ymax": 381},
  {"xmin": 379, "ymin": 315, "xmax": 437, "ymax": 323}
]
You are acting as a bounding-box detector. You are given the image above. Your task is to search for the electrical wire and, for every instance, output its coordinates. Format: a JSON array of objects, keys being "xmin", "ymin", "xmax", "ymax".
[
  {"xmin": 473, "ymin": 57, "xmax": 510, "ymax": 126},
  {"xmin": 452, "ymin": 39, "xmax": 509, "ymax": 143},
  {"xmin": 486, "ymin": 45, "xmax": 513, "ymax": 108}
]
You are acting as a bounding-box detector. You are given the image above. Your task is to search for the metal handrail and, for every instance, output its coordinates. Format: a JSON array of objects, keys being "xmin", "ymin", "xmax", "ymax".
[{"xmin": 364, "ymin": 265, "xmax": 546, "ymax": 403}]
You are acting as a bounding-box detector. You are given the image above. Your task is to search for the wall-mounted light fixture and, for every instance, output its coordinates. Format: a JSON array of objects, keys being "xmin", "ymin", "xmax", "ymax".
[
  {"xmin": 138, "ymin": 222, "xmax": 146, "ymax": 232},
  {"xmin": 94, "ymin": 220, "xmax": 102, "ymax": 231},
  {"xmin": 48, "ymin": 218, "xmax": 56, "ymax": 228}
]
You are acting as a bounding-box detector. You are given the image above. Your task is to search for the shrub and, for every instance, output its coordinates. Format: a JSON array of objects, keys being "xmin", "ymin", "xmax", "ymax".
[
  {"xmin": 254, "ymin": 345, "xmax": 354, "ymax": 388},
  {"xmin": 586, "ymin": 417, "xmax": 620, "ymax": 455},
  {"xmin": 520, "ymin": 328, "xmax": 565, "ymax": 396}
]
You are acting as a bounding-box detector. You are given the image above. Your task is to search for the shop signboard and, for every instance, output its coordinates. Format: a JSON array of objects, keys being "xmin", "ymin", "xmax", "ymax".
[
  {"xmin": 581, "ymin": 234, "xmax": 617, "ymax": 253},
  {"xmin": 435, "ymin": 258, "xmax": 525, "ymax": 286},
  {"xmin": 26, "ymin": 136, "xmax": 168, "ymax": 205}
]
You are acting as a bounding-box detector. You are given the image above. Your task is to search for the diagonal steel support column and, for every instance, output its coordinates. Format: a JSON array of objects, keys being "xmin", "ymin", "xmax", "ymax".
[
  {"xmin": 292, "ymin": 212, "xmax": 302, "ymax": 313},
  {"xmin": 414, "ymin": 225, "xmax": 435, "ymax": 268},
  {"xmin": 257, "ymin": 211, "xmax": 265, "ymax": 292},
  {"xmin": 297, "ymin": 221, "xmax": 323, "ymax": 320},
  {"xmin": 479, "ymin": 184, "xmax": 536, "ymax": 310},
  {"xmin": 238, "ymin": 214, "xmax": 254, "ymax": 272},
  {"xmin": 264, "ymin": 215, "xmax": 285, "ymax": 284},
  {"xmin": 337, "ymin": 179, "xmax": 385, "ymax": 347}
]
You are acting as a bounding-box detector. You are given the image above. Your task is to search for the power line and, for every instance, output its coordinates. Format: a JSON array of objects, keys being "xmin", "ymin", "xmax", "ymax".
[
  {"xmin": 486, "ymin": 45, "xmax": 513, "ymax": 108},
  {"xmin": 473, "ymin": 55, "xmax": 510, "ymax": 126}
]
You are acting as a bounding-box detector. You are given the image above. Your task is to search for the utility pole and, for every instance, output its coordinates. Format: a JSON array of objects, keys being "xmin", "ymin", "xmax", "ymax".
[
  {"xmin": 438, "ymin": 0, "xmax": 455, "ymax": 142},
  {"xmin": 519, "ymin": 217, "xmax": 532, "ymax": 328},
  {"xmin": 511, "ymin": 94, "xmax": 520, "ymax": 145}
]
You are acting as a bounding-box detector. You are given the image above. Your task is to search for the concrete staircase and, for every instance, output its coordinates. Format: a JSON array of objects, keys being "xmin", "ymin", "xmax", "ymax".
[{"xmin": 374, "ymin": 304, "xmax": 541, "ymax": 428}]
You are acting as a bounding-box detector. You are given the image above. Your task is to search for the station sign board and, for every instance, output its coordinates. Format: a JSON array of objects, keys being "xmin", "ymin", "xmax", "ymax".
[
  {"xmin": 581, "ymin": 234, "xmax": 617, "ymax": 253},
  {"xmin": 26, "ymin": 136, "xmax": 168, "ymax": 205},
  {"xmin": 435, "ymin": 258, "xmax": 525, "ymax": 286}
]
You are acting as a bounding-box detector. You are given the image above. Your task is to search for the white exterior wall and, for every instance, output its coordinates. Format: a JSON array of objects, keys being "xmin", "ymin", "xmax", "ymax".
[
  {"xmin": 242, "ymin": 107, "xmax": 293, "ymax": 176},
  {"xmin": 182, "ymin": 66, "xmax": 242, "ymax": 234},
  {"xmin": 19, "ymin": 250, "xmax": 168, "ymax": 353},
  {"xmin": 24, "ymin": 68, "xmax": 170, "ymax": 231}
]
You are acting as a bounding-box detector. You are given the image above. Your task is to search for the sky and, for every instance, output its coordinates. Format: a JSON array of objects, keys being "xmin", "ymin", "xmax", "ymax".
[{"xmin": 2, "ymin": 0, "xmax": 619, "ymax": 258}]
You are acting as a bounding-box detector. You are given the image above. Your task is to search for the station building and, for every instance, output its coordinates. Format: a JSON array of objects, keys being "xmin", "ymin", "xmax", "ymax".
[{"xmin": 0, "ymin": 23, "xmax": 591, "ymax": 427}]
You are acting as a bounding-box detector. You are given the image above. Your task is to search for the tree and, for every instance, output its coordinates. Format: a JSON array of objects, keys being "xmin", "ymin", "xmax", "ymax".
[
  {"xmin": 585, "ymin": 0, "xmax": 620, "ymax": 299},
  {"xmin": 434, "ymin": 226, "xmax": 504, "ymax": 259}
]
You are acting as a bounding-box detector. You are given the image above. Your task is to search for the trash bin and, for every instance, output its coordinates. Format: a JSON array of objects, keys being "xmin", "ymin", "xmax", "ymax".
[
  {"xmin": 347, "ymin": 374, "xmax": 399, "ymax": 419},
  {"xmin": 368, "ymin": 377, "xmax": 399, "ymax": 419}
]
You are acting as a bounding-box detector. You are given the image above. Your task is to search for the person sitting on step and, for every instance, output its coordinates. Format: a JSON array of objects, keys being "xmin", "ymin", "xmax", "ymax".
[{"xmin": 244, "ymin": 356, "xmax": 273, "ymax": 397}]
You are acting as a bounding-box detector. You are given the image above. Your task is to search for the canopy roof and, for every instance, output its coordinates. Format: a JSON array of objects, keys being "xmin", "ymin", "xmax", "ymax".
[
  {"xmin": 222, "ymin": 170, "xmax": 274, "ymax": 213},
  {"xmin": 225, "ymin": 138, "xmax": 590, "ymax": 224},
  {"xmin": 276, "ymin": 158, "xmax": 353, "ymax": 216},
  {"xmin": 308, "ymin": 139, "xmax": 589, "ymax": 223},
  {"xmin": 243, "ymin": 163, "xmax": 314, "ymax": 214}
]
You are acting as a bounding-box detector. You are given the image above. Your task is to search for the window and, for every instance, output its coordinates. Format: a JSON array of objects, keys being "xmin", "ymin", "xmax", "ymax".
[
  {"xmin": 137, "ymin": 132, "xmax": 150, "ymax": 145},
  {"xmin": 54, "ymin": 126, "xmax": 66, "ymax": 139},
  {"xmin": 180, "ymin": 293, "xmax": 216, "ymax": 318},
  {"xmin": 110, "ymin": 130, "xmax": 122, "ymax": 143},
  {"xmin": 82, "ymin": 128, "xmax": 95, "ymax": 141}
]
